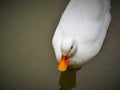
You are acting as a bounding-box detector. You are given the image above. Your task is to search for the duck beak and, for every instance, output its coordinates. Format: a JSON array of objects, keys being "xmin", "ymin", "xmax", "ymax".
[{"xmin": 58, "ymin": 55, "xmax": 69, "ymax": 72}]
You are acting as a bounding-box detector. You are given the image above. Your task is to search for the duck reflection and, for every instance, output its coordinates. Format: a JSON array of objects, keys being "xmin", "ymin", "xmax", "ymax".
[{"xmin": 59, "ymin": 68, "xmax": 80, "ymax": 90}]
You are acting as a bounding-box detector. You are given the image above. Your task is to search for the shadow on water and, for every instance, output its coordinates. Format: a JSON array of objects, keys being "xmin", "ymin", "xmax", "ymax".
[{"xmin": 59, "ymin": 68, "xmax": 80, "ymax": 90}]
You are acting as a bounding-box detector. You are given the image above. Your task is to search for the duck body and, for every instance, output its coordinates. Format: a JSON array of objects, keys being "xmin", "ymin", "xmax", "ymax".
[{"xmin": 52, "ymin": 0, "xmax": 111, "ymax": 69}]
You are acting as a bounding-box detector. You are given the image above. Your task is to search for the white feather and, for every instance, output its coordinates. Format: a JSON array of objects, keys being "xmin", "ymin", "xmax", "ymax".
[{"xmin": 52, "ymin": 0, "xmax": 111, "ymax": 68}]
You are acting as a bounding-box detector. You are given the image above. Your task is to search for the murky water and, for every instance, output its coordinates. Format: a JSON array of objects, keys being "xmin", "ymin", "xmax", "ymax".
[{"xmin": 0, "ymin": 0, "xmax": 120, "ymax": 90}]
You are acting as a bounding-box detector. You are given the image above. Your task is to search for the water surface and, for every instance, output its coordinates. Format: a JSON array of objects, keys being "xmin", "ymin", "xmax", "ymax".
[{"xmin": 0, "ymin": 0, "xmax": 120, "ymax": 90}]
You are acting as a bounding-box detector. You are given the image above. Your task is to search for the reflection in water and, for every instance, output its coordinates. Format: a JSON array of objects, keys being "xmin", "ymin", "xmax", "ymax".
[{"xmin": 59, "ymin": 68, "xmax": 80, "ymax": 90}]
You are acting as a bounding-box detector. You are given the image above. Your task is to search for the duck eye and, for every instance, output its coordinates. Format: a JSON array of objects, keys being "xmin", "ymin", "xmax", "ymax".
[{"xmin": 71, "ymin": 46, "xmax": 73, "ymax": 49}]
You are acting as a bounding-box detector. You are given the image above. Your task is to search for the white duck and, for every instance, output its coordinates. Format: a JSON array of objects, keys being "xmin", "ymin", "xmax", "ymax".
[{"xmin": 52, "ymin": 0, "xmax": 111, "ymax": 72}]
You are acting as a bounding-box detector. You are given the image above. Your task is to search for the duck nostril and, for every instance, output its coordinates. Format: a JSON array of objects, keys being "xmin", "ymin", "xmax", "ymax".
[
  {"xmin": 65, "ymin": 57, "xmax": 67, "ymax": 60},
  {"xmin": 62, "ymin": 55, "xmax": 68, "ymax": 60}
]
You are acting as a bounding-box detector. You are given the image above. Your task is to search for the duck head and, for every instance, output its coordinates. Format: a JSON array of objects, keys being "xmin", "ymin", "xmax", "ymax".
[{"xmin": 58, "ymin": 37, "xmax": 78, "ymax": 72}]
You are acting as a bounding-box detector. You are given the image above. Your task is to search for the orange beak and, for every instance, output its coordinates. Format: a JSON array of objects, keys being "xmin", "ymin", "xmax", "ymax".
[{"xmin": 58, "ymin": 55, "xmax": 69, "ymax": 72}]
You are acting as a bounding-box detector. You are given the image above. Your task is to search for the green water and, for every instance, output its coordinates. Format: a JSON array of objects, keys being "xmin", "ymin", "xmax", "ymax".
[{"xmin": 0, "ymin": 0, "xmax": 120, "ymax": 90}]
